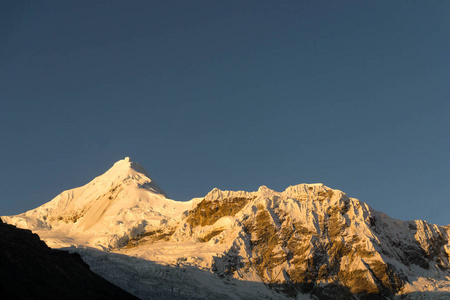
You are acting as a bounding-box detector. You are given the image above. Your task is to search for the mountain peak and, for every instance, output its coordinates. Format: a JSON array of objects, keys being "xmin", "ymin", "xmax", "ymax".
[
  {"xmin": 117, "ymin": 157, "xmax": 149, "ymax": 175},
  {"xmin": 98, "ymin": 157, "xmax": 150, "ymax": 183},
  {"xmin": 100, "ymin": 157, "xmax": 166, "ymax": 197},
  {"xmin": 2, "ymin": 157, "xmax": 173, "ymax": 247}
]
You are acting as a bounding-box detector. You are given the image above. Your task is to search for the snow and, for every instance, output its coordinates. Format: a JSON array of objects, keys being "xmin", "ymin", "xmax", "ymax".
[
  {"xmin": 2, "ymin": 157, "xmax": 193, "ymax": 249},
  {"xmin": 2, "ymin": 157, "xmax": 450, "ymax": 299},
  {"xmin": 68, "ymin": 246, "xmax": 298, "ymax": 300}
]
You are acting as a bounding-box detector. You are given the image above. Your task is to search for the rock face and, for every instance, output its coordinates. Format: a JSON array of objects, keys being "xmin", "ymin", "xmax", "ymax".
[
  {"xmin": 122, "ymin": 183, "xmax": 450, "ymax": 299},
  {"xmin": 0, "ymin": 219, "xmax": 138, "ymax": 300},
  {"xmin": 207, "ymin": 186, "xmax": 448, "ymax": 296},
  {"xmin": 3, "ymin": 158, "xmax": 450, "ymax": 299}
]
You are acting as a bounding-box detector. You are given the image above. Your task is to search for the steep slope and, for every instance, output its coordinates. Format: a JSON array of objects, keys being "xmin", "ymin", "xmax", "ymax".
[
  {"xmin": 0, "ymin": 219, "xmax": 138, "ymax": 300},
  {"xmin": 2, "ymin": 157, "xmax": 193, "ymax": 249},
  {"xmin": 118, "ymin": 184, "xmax": 450, "ymax": 299}
]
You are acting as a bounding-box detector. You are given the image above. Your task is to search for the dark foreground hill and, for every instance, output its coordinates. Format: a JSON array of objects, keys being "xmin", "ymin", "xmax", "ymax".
[{"xmin": 0, "ymin": 219, "xmax": 139, "ymax": 300}]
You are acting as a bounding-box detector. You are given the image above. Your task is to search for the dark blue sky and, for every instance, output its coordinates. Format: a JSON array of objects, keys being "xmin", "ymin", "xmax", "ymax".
[{"xmin": 1, "ymin": 1, "xmax": 449, "ymax": 225}]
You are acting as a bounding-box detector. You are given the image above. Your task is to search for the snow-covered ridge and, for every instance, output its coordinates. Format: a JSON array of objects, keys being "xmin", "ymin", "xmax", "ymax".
[
  {"xmin": 2, "ymin": 157, "xmax": 450, "ymax": 299},
  {"xmin": 205, "ymin": 183, "xmax": 337, "ymax": 202},
  {"xmin": 88, "ymin": 156, "xmax": 167, "ymax": 196},
  {"xmin": 121, "ymin": 183, "xmax": 450, "ymax": 298},
  {"xmin": 2, "ymin": 157, "xmax": 193, "ymax": 249}
]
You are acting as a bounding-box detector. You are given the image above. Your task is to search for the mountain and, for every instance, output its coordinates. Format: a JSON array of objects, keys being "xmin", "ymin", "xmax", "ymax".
[
  {"xmin": 0, "ymin": 218, "xmax": 138, "ymax": 299},
  {"xmin": 3, "ymin": 157, "xmax": 193, "ymax": 250},
  {"xmin": 3, "ymin": 158, "xmax": 450, "ymax": 299}
]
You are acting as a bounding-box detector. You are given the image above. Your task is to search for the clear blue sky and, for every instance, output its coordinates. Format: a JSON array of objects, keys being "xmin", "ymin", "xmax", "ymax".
[{"xmin": 1, "ymin": 1, "xmax": 449, "ymax": 225}]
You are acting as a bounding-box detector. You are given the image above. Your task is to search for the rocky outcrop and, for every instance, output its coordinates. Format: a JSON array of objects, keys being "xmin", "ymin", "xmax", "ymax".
[{"xmin": 186, "ymin": 196, "xmax": 255, "ymax": 227}]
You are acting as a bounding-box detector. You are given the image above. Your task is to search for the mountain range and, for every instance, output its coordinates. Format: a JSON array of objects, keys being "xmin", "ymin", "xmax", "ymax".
[{"xmin": 2, "ymin": 157, "xmax": 450, "ymax": 299}]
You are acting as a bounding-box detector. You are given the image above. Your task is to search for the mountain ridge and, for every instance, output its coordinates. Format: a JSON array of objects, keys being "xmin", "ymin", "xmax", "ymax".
[
  {"xmin": 2, "ymin": 157, "xmax": 450, "ymax": 299},
  {"xmin": 2, "ymin": 157, "xmax": 191, "ymax": 249}
]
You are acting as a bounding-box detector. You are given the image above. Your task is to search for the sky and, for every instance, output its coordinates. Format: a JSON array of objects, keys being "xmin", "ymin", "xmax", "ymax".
[{"xmin": 1, "ymin": 1, "xmax": 449, "ymax": 225}]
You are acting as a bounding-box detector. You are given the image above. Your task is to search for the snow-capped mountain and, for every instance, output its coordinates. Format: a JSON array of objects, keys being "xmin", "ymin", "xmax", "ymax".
[
  {"xmin": 3, "ymin": 158, "xmax": 450, "ymax": 299},
  {"xmin": 2, "ymin": 157, "xmax": 193, "ymax": 249}
]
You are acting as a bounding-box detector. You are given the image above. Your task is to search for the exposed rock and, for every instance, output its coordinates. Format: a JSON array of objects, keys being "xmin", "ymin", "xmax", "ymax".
[
  {"xmin": 179, "ymin": 184, "xmax": 450, "ymax": 299},
  {"xmin": 186, "ymin": 196, "xmax": 255, "ymax": 227}
]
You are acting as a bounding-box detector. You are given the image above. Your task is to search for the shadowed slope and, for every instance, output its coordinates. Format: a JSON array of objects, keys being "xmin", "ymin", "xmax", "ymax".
[{"xmin": 0, "ymin": 219, "xmax": 139, "ymax": 300}]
